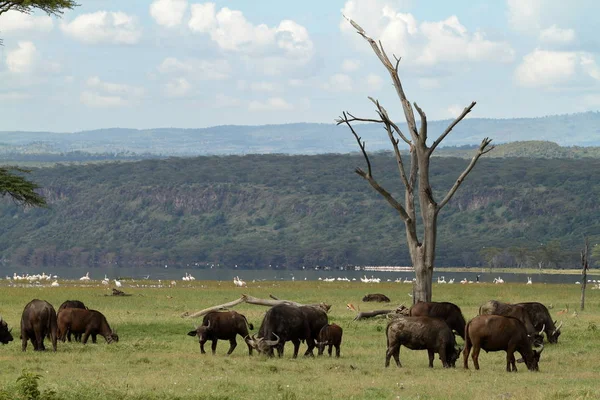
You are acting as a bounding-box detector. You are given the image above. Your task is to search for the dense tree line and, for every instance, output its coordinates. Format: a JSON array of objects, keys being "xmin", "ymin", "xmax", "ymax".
[{"xmin": 0, "ymin": 153, "xmax": 598, "ymax": 269}]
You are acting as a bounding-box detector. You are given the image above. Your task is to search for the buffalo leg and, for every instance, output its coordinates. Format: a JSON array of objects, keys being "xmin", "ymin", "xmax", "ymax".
[
  {"xmin": 276, "ymin": 342, "xmax": 285, "ymax": 358},
  {"xmin": 92, "ymin": 334, "xmax": 97, "ymax": 344},
  {"xmin": 291, "ymin": 339, "xmax": 301, "ymax": 358},
  {"xmin": 439, "ymin": 346, "xmax": 449, "ymax": 368},
  {"xmin": 211, "ymin": 340, "xmax": 218, "ymax": 355},
  {"xmin": 507, "ymin": 351, "xmax": 517, "ymax": 372},
  {"xmin": 463, "ymin": 343, "xmax": 471, "ymax": 369},
  {"xmin": 385, "ymin": 343, "xmax": 401, "ymax": 368},
  {"xmin": 244, "ymin": 337, "xmax": 253, "ymax": 356},
  {"xmin": 471, "ymin": 346, "xmax": 481, "ymax": 370},
  {"xmin": 199, "ymin": 339, "xmax": 207, "ymax": 354},
  {"xmin": 328, "ymin": 344, "xmax": 333, "ymax": 357},
  {"xmin": 34, "ymin": 326, "xmax": 44, "ymax": 351},
  {"xmin": 227, "ymin": 339, "xmax": 237, "ymax": 355},
  {"xmin": 428, "ymin": 349, "xmax": 435, "ymax": 368},
  {"xmin": 82, "ymin": 330, "xmax": 91, "ymax": 344},
  {"xmin": 304, "ymin": 338, "xmax": 316, "ymax": 357},
  {"xmin": 335, "ymin": 345, "xmax": 340, "ymax": 358},
  {"xmin": 21, "ymin": 332, "xmax": 28, "ymax": 352}
]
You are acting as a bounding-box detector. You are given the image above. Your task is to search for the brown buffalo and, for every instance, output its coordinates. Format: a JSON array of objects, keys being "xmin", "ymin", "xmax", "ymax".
[
  {"xmin": 0, "ymin": 315, "xmax": 13, "ymax": 344},
  {"xmin": 316, "ymin": 323, "xmax": 343, "ymax": 357},
  {"xmin": 20, "ymin": 299, "xmax": 58, "ymax": 352},
  {"xmin": 57, "ymin": 308, "xmax": 118, "ymax": 344},
  {"xmin": 362, "ymin": 294, "xmax": 391, "ymax": 303},
  {"xmin": 479, "ymin": 300, "xmax": 543, "ymax": 346},
  {"xmin": 463, "ymin": 314, "xmax": 543, "ymax": 372},
  {"xmin": 187, "ymin": 311, "xmax": 254, "ymax": 355},
  {"xmin": 385, "ymin": 316, "xmax": 461, "ymax": 368},
  {"xmin": 409, "ymin": 301, "xmax": 466, "ymax": 340},
  {"xmin": 58, "ymin": 300, "xmax": 87, "ymax": 342}
]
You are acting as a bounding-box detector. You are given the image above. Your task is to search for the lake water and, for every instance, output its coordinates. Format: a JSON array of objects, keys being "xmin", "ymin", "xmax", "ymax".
[{"xmin": 0, "ymin": 265, "xmax": 588, "ymax": 285}]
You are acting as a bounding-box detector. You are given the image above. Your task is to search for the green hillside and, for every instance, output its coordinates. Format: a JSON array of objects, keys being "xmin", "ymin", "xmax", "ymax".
[{"xmin": 0, "ymin": 153, "xmax": 598, "ymax": 269}]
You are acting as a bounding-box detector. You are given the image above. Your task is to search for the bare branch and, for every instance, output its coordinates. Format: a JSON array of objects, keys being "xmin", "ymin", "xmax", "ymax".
[
  {"xmin": 338, "ymin": 113, "xmax": 372, "ymax": 177},
  {"xmin": 429, "ymin": 101, "xmax": 476, "ymax": 153},
  {"xmin": 413, "ymin": 102, "xmax": 427, "ymax": 144},
  {"xmin": 355, "ymin": 169, "xmax": 411, "ymax": 221},
  {"xmin": 437, "ymin": 137, "xmax": 494, "ymax": 210},
  {"xmin": 367, "ymin": 97, "xmax": 411, "ymax": 145}
]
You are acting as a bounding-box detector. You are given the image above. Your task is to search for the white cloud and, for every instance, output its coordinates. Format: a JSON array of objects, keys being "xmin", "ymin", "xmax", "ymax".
[
  {"xmin": 61, "ymin": 11, "xmax": 142, "ymax": 45},
  {"xmin": 341, "ymin": 1, "xmax": 514, "ymax": 67},
  {"xmin": 81, "ymin": 76, "xmax": 144, "ymax": 107},
  {"xmin": 418, "ymin": 77, "xmax": 440, "ymax": 90},
  {"xmin": 366, "ymin": 73, "xmax": 383, "ymax": 91},
  {"xmin": 188, "ymin": 4, "xmax": 313, "ymax": 70},
  {"xmin": 0, "ymin": 11, "xmax": 53, "ymax": 33},
  {"xmin": 539, "ymin": 25, "xmax": 576, "ymax": 45},
  {"xmin": 250, "ymin": 82, "xmax": 279, "ymax": 92},
  {"xmin": 325, "ymin": 73, "xmax": 353, "ymax": 91},
  {"xmin": 157, "ymin": 57, "xmax": 230, "ymax": 80},
  {"xmin": 514, "ymin": 49, "xmax": 600, "ymax": 87},
  {"xmin": 0, "ymin": 91, "xmax": 32, "ymax": 101},
  {"xmin": 164, "ymin": 77, "xmax": 191, "ymax": 97},
  {"xmin": 341, "ymin": 59, "xmax": 360, "ymax": 72},
  {"xmin": 150, "ymin": 0, "xmax": 188, "ymax": 28},
  {"xmin": 214, "ymin": 93, "xmax": 241, "ymax": 108},
  {"xmin": 6, "ymin": 41, "xmax": 37, "ymax": 73},
  {"xmin": 506, "ymin": 0, "xmax": 541, "ymax": 34},
  {"xmin": 446, "ymin": 104, "xmax": 465, "ymax": 118},
  {"xmin": 248, "ymin": 97, "xmax": 293, "ymax": 111}
]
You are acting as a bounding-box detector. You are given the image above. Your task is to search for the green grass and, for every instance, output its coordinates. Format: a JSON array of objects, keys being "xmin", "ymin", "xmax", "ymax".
[{"xmin": 0, "ymin": 280, "xmax": 598, "ymax": 399}]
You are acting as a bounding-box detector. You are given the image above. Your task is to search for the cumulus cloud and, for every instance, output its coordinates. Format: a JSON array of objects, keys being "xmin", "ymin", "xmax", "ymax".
[
  {"xmin": 418, "ymin": 77, "xmax": 441, "ymax": 90},
  {"xmin": 341, "ymin": 1, "xmax": 514, "ymax": 67},
  {"xmin": 0, "ymin": 11, "xmax": 53, "ymax": 33},
  {"xmin": 249, "ymin": 82, "xmax": 280, "ymax": 92},
  {"xmin": 188, "ymin": 3, "xmax": 313, "ymax": 71},
  {"xmin": 164, "ymin": 77, "xmax": 191, "ymax": 97},
  {"xmin": 82, "ymin": 76, "xmax": 144, "ymax": 107},
  {"xmin": 214, "ymin": 93, "xmax": 241, "ymax": 108},
  {"xmin": 61, "ymin": 11, "xmax": 142, "ymax": 45},
  {"xmin": 248, "ymin": 97, "xmax": 293, "ymax": 111},
  {"xmin": 506, "ymin": 0, "xmax": 541, "ymax": 33},
  {"xmin": 150, "ymin": 0, "xmax": 188, "ymax": 28},
  {"xmin": 539, "ymin": 25, "xmax": 576, "ymax": 45},
  {"xmin": 366, "ymin": 73, "xmax": 383, "ymax": 91},
  {"xmin": 157, "ymin": 57, "xmax": 231, "ymax": 80},
  {"xmin": 0, "ymin": 91, "xmax": 32, "ymax": 101},
  {"xmin": 515, "ymin": 49, "xmax": 600, "ymax": 87},
  {"xmin": 341, "ymin": 59, "xmax": 360, "ymax": 72},
  {"xmin": 6, "ymin": 41, "xmax": 37, "ymax": 73},
  {"xmin": 324, "ymin": 73, "xmax": 353, "ymax": 91}
]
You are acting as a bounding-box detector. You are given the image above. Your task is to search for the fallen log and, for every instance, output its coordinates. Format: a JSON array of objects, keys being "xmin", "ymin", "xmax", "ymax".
[
  {"xmin": 181, "ymin": 294, "xmax": 331, "ymax": 318},
  {"xmin": 353, "ymin": 304, "xmax": 409, "ymax": 321}
]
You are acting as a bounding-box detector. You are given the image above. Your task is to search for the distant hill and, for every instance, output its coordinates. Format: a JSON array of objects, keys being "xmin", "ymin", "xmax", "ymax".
[{"xmin": 1, "ymin": 112, "xmax": 600, "ymax": 159}]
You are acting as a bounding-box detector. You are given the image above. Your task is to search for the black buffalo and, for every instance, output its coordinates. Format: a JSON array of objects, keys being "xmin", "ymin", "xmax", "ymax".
[
  {"xmin": 515, "ymin": 302, "xmax": 563, "ymax": 344},
  {"xmin": 479, "ymin": 300, "xmax": 544, "ymax": 346},
  {"xmin": 21, "ymin": 299, "xmax": 58, "ymax": 352},
  {"xmin": 299, "ymin": 305, "xmax": 328, "ymax": 357},
  {"xmin": 0, "ymin": 315, "xmax": 13, "ymax": 344},
  {"xmin": 362, "ymin": 294, "xmax": 391, "ymax": 303},
  {"xmin": 385, "ymin": 316, "xmax": 461, "ymax": 368},
  {"xmin": 57, "ymin": 308, "xmax": 118, "ymax": 344},
  {"xmin": 247, "ymin": 304, "xmax": 310, "ymax": 358},
  {"xmin": 464, "ymin": 314, "xmax": 543, "ymax": 372},
  {"xmin": 187, "ymin": 311, "xmax": 254, "ymax": 355},
  {"xmin": 409, "ymin": 301, "xmax": 466, "ymax": 340},
  {"xmin": 316, "ymin": 323, "xmax": 343, "ymax": 357},
  {"xmin": 58, "ymin": 300, "xmax": 88, "ymax": 342}
]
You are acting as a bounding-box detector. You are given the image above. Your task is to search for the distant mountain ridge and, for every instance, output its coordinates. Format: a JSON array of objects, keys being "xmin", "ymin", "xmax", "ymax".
[{"xmin": 1, "ymin": 111, "xmax": 600, "ymax": 157}]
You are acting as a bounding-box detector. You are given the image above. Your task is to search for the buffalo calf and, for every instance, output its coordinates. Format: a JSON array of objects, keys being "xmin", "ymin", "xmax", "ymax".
[
  {"xmin": 57, "ymin": 308, "xmax": 118, "ymax": 344},
  {"xmin": 187, "ymin": 311, "xmax": 254, "ymax": 355},
  {"xmin": 316, "ymin": 323, "xmax": 343, "ymax": 357},
  {"xmin": 21, "ymin": 299, "xmax": 58, "ymax": 352}
]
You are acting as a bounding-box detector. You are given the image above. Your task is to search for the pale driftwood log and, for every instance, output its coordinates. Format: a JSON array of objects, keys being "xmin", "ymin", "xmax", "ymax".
[
  {"xmin": 353, "ymin": 309, "xmax": 392, "ymax": 321},
  {"xmin": 181, "ymin": 294, "xmax": 331, "ymax": 318}
]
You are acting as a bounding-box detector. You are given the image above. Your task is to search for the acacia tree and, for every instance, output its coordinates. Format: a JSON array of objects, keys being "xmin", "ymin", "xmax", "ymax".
[
  {"xmin": 0, "ymin": 167, "xmax": 46, "ymax": 207},
  {"xmin": 337, "ymin": 17, "xmax": 494, "ymax": 302}
]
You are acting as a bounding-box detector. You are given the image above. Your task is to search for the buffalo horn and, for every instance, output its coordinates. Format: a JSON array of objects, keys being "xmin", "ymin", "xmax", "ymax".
[
  {"xmin": 533, "ymin": 343, "xmax": 544, "ymax": 355},
  {"xmin": 316, "ymin": 341, "xmax": 328, "ymax": 346},
  {"xmin": 206, "ymin": 320, "xmax": 210, "ymax": 329},
  {"xmin": 554, "ymin": 320, "xmax": 563, "ymax": 332},
  {"xmin": 539, "ymin": 324, "xmax": 545, "ymax": 336},
  {"xmin": 263, "ymin": 333, "xmax": 280, "ymax": 346},
  {"xmin": 8, "ymin": 328, "xmax": 12, "ymax": 333}
]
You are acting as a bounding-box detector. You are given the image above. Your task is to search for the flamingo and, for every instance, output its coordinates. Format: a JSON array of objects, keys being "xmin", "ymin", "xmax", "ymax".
[{"xmin": 114, "ymin": 279, "xmax": 122, "ymax": 288}]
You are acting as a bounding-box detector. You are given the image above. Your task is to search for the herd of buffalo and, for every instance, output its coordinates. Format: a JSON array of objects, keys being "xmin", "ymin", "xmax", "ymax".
[{"xmin": 0, "ymin": 296, "xmax": 562, "ymax": 372}]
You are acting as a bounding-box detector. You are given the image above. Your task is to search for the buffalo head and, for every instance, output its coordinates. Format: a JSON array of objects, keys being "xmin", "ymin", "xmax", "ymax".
[
  {"xmin": 0, "ymin": 316, "xmax": 13, "ymax": 344},
  {"xmin": 187, "ymin": 320, "xmax": 212, "ymax": 342},
  {"xmin": 246, "ymin": 333, "xmax": 280, "ymax": 355},
  {"xmin": 549, "ymin": 320, "xmax": 563, "ymax": 343},
  {"xmin": 527, "ymin": 324, "xmax": 545, "ymax": 347},
  {"xmin": 517, "ymin": 343, "xmax": 544, "ymax": 371},
  {"xmin": 448, "ymin": 345, "xmax": 463, "ymax": 368}
]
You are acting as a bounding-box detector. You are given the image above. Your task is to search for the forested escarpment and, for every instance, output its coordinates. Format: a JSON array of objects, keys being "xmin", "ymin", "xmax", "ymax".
[{"xmin": 0, "ymin": 154, "xmax": 598, "ymax": 269}]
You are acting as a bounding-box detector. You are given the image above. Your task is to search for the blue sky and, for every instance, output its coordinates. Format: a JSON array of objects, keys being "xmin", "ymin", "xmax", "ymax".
[{"xmin": 0, "ymin": 0, "xmax": 599, "ymax": 132}]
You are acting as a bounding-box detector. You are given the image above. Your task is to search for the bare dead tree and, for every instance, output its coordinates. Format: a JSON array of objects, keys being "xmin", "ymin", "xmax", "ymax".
[
  {"xmin": 337, "ymin": 16, "xmax": 494, "ymax": 303},
  {"xmin": 580, "ymin": 238, "xmax": 589, "ymax": 311}
]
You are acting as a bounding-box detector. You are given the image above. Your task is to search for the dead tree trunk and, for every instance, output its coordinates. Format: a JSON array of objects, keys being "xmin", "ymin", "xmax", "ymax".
[
  {"xmin": 580, "ymin": 239, "xmax": 589, "ymax": 311},
  {"xmin": 338, "ymin": 17, "xmax": 493, "ymax": 302}
]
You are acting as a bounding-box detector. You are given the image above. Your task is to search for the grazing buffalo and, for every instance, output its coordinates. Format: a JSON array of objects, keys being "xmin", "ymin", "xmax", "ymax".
[
  {"xmin": 409, "ymin": 301, "xmax": 466, "ymax": 340},
  {"xmin": 479, "ymin": 300, "xmax": 543, "ymax": 346},
  {"xmin": 299, "ymin": 305, "xmax": 328, "ymax": 357},
  {"xmin": 385, "ymin": 316, "xmax": 462, "ymax": 368},
  {"xmin": 362, "ymin": 294, "xmax": 391, "ymax": 303},
  {"xmin": 463, "ymin": 314, "xmax": 543, "ymax": 372},
  {"xmin": 0, "ymin": 316, "xmax": 13, "ymax": 344},
  {"xmin": 21, "ymin": 299, "xmax": 58, "ymax": 352},
  {"xmin": 57, "ymin": 308, "xmax": 118, "ymax": 344},
  {"xmin": 247, "ymin": 304, "xmax": 310, "ymax": 358},
  {"xmin": 515, "ymin": 302, "xmax": 563, "ymax": 344},
  {"xmin": 58, "ymin": 300, "xmax": 88, "ymax": 342},
  {"xmin": 316, "ymin": 323, "xmax": 343, "ymax": 357},
  {"xmin": 187, "ymin": 311, "xmax": 254, "ymax": 355}
]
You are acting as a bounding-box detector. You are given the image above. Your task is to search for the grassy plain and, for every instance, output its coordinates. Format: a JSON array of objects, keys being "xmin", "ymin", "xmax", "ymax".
[{"xmin": 0, "ymin": 280, "xmax": 598, "ymax": 400}]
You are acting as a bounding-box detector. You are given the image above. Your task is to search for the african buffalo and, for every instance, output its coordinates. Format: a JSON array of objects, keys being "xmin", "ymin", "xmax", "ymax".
[
  {"xmin": 362, "ymin": 294, "xmax": 391, "ymax": 303},
  {"xmin": 58, "ymin": 300, "xmax": 87, "ymax": 342},
  {"xmin": 316, "ymin": 323, "xmax": 343, "ymax": 357},
  {"xmin": 515, "ymin": 302, "xmax": 563, "ymax": 344},
  {"xmin": 385, "ymin": 316, "xmax": 462, "ymax": 368},
  {"xmin": 0, "ymin": 316, "xmax": 13, "ymax": 344},
  {"xmin": 187, "ymin": 311, "xmax": 254, "ymax": 355},
  {"xmin": 57, "ymin": 308, "xmax": 118, "ymax": 344},
  {"xmin": 21, "ymin": 299, "xmax": 58, "ymax": 352},
  {"xmin": 409, "ymin": 301, "xmax": 466, "ymax": 340},
  {"xmin": 247, "ymin": 304, "xmax": 311, "ymax": 358},
  {"xmin": 479, "ymin": 300, "xmax": 544, "ymax": 346},
  {"xmin": 299, "ymin": 305, "xmax": 328, "ymax": 357},
  {"xmin": 463, "ymin": 314, "xmax": 543, "ymax": 372}
]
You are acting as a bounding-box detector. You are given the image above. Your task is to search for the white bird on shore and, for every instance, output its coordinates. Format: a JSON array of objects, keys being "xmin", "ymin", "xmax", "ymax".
[
  {"xmin": 114, "ymin": 279, "xmax": 122, "ymax": 288},
  {"xmin": 527, "ymin": 277, "xmax": 533, "ymax": 285},
  {"xmin": 51, "ymin": 280, "xmax": 59, "ymax": 287},
  {"xmin": 102, "ymin": 275, "xmax": 109, "ymax": 285},
  {"xmin": 79, "ymin": 272, "xmax": 91, "ymax": 281}
]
